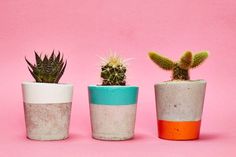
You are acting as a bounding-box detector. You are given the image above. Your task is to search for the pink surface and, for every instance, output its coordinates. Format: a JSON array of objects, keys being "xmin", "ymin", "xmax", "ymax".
[{"xmin": 0, "ymin": 0, "xmax": 236, "ymax": 156}]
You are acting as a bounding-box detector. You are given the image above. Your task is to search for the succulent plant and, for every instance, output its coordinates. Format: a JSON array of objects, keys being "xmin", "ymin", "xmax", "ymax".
[
  {"xmin": 148, "ymin": 51, "xmax": 208, "ymax": 80},
  {"xmin": 101, "ymin": 54, "xmax": 127, "ymax": 85},
  {"xmin": 25, "ymin": 51, "xmax": 67, "ymax": 83}
]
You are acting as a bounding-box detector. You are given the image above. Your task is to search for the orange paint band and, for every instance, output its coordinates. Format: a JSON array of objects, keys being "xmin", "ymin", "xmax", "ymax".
[{"xmin": 158, "ymin": 120, "xmax": 201, "ymax": 140}]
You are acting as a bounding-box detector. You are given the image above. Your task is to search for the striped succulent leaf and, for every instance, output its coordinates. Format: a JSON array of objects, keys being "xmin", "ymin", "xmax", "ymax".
[{"xmin": 25, "ymin": 51, "xmax": 67, "ymax": 83}]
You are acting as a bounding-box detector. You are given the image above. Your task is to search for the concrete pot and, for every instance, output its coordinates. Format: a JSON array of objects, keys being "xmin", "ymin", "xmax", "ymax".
[
  {"xmin": 88, "ymin": 85, "xmax": 139, "ymax": 141},
  {"xmin": 22, "ymin": 82, "xmax": 73, "ymax": 141},
  {"xmin": 155, "ymin": 80, "xmax": 206, "ymax": 140}
]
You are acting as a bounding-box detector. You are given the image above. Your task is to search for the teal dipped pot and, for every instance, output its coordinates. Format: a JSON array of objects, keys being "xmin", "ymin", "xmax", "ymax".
[{"xmin": 88, "ymin": 85, "xmax": 139, "ymax": 141}]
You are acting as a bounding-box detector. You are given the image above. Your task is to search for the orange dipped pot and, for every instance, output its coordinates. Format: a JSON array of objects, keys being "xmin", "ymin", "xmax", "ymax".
[{"xmin": 155, "ymin": 80, "xmax": 206, "ymax": 140}]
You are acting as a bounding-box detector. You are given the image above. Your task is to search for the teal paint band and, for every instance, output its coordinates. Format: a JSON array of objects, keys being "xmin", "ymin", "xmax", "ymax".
[{"xmin": 88, "ymin": 85, "xmax": 138, "ymax": 105}]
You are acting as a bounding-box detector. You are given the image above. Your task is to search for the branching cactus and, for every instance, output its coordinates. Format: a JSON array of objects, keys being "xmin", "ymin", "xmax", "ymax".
[
  {"xmin": 101, "ymin": 54, "xmax": 127, "ymax": 85},
  {"xmin": 25, "ymin": 51, "xmax": 67, "ymax": 83},
  {"xmin": 148, "ymin": 51, "xmax": 208, "ymax": 80}
]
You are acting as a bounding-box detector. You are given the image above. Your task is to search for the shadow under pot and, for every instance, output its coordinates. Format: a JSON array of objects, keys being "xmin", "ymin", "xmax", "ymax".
[
  {"xmin": 22, "ymin": 82, "xmax": 73, "ymax": 141},
  {"xmin": 88, "ymin": 85, "xmax": 139, "ymax": 141},
  {"xmin": 155, "ymin": 80, "xmax": 206, "ymax": 140}
]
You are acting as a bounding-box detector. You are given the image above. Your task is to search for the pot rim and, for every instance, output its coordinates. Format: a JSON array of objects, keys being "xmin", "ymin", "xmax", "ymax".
[
  {"xmin": 155, "ymin": 79, "xmax": 206, "ymax": 86},
  {"xmin": 22, "ymin": 81, "xmax": 73, "ymax": 87},
  {"xmin": 88, "ymin": 85, "xmax": 138, "ymax": 88}
]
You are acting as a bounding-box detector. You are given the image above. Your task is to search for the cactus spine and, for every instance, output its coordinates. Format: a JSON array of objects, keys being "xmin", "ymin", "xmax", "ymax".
[
  {"xmin": 101, "ymin": 54, "xmax": 127, "ymax": 85},
  {"xmin": 148, "ymin": 51, "xmax": 208, "ymax": 80}
]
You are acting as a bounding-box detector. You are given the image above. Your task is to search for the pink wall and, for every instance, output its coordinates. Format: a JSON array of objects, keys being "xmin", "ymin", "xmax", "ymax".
[{"xmin": 0, "ymin": 0, "xmax": 236, "ymax": 156}]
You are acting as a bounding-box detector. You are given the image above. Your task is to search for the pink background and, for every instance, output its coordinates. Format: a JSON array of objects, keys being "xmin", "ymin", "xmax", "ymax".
[{"xmin": 0, "ymin": 0, "xmax": 236, "ymax": 156}]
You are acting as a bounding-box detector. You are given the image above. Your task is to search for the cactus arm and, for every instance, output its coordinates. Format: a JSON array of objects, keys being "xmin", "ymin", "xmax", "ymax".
[
  {"xmin": 178, "ymin": 51, "xmax": 193, "ymax": 70},
  {"xmin": 148, "ymin": 52, "xmax": 175, "ymax": 70},
  {"xmin": 191, "ymin": 52, "xmax": 208, "ymax": 68}
]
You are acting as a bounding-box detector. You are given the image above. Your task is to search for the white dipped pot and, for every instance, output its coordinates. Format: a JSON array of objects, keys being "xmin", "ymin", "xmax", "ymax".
[
  {"xmin": 88, "ymin": 85, "xmax": 139, "ymax": 141},
  {"xmin": 155, "ymin": 80, "xmax": 206, "ymax": 140},
  {"xmin": 22, "ymin": 82, "xmax": 73, "ymax": 140}
]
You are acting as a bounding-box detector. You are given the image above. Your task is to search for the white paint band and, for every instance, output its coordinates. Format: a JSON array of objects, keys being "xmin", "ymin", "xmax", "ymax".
[{"xmin": 22, "ymin": 82, "xmax": 73, "ymax": 104}]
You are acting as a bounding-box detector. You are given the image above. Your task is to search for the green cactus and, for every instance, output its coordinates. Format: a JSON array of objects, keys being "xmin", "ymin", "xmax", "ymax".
[
  {"xmin": 101, "ymin": 54, "xmax": 126, "ymax": 85},
  {"xmin": 191, "ymin": 52, "xmax": 208, "ymax": 68},
  {"xmin": 25, "ymin": 51, "xmax": 67, "ymax": 83},
  {"xmin": 148, "ymin": 51, "xmax": 208, "ymax": 80},
  {"xmin": 179, "ymin": 51, "xmax": 192, "ymax": 70},
  {"xmin": 148, "ymin": 52, "xmax": 175, "ymax": 70}
]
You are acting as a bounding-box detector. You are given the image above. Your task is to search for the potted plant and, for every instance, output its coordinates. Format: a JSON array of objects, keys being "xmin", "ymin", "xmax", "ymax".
[
  {"xmin": 148, "ymin": 51, "xmax": 208, "ymax": 140},
  {"xmin": 88, "ymin": 54, "xmax": 139, "ymax": 141},
  {"xmin": 22, "ymin": 51, "xmax": 73, "ymax": 140}
]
